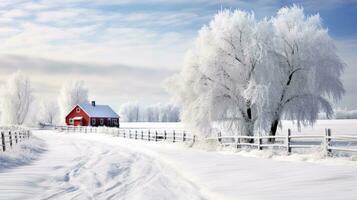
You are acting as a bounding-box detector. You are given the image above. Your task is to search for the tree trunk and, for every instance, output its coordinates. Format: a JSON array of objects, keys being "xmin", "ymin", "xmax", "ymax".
[
  {"xmin": 269, "ymin": 119, "xmax": 279, "ymax": 143},
  {"xmin": 246, "ymin": 107, "xmax": 254, "ymax": 143}
]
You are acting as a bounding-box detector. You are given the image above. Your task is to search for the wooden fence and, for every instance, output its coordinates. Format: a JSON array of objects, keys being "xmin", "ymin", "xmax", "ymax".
[
  {"xmin": 55, "ymin": 126, "xmax": 196, "ymax": 143},
  {"xmin": 0, "ymin": 128, "xmax": 31, "ymax": 152},
  {"xmin": 209, "ymin": 128, "xmax": 357, "ymax": 156},
  {"xmin": 55, "ymin": 126, "xmax": 357, "ymax": 156}
]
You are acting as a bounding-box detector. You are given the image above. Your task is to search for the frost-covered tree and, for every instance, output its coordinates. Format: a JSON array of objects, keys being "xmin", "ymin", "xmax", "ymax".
[
  {"xmin": 168, "ymin": 6, "xmax": 345, "ymax": 139},
  {"xmin": 158, "ymin": 104, "xmax": 180, "ymax": 122},
  {"xmin": 58, "ymin": 80, "xmax": 88, "ymax": 123},
  {"xmin": 146, "ymin": 105, "xmax": 159, "ymax": 122},
  {"xmin": 119, "ymin": 102, "xmax": 140, "ymax": 122},
  {"xmin": 266, "ymin": 6, "xmax": 345, "ymax": 138},
  {"xmin": 1, "ymin": 71, "xmax": 33, "ymax": 125},
  {"xmin": 168, "ymin": 10, "xmax": 270, "ymax": 137},
  {"xmin": 38, "ymin": 100, "xmax": 59, "ymax": 125}
]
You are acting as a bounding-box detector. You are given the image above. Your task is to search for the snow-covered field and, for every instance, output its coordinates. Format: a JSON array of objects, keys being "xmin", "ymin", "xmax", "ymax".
[
  {"xmin": 0, "ymin": 124, "xmax": 357, "ymax": 200},
  {"xmin": 121, "ymin": 119, "xmax": 357, "ymax": 135},
  {"xmin": 278, "ymin": 119, "xmax": 357, "ymax": 135}
]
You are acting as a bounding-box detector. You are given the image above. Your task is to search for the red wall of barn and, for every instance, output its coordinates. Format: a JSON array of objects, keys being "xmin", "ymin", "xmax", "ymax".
[{"xmin": 65, "ymin": 105, "xmax": 90, "ymax": 126}]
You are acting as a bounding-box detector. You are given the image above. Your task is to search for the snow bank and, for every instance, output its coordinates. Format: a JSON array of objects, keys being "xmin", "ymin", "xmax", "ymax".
[{"xmin": 0, "ymin": 136, "xmax": 46, "ymax": 171}]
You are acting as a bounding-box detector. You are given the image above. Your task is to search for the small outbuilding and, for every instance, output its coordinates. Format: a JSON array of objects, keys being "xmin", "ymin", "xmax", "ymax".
[{"xmin": 65, "ymin": 101, "xmax": 120, "ymax": 127}]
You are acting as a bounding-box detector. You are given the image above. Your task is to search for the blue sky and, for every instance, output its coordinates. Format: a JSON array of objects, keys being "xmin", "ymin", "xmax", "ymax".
[{"xmin": 0, "ymin": 0, "xmax": 356, "ymax": 110}]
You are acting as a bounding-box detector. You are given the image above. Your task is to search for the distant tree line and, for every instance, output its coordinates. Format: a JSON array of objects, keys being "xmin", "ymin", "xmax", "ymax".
[{"xmin": 119, "ymin": 102, "xmax": 180, "ymax": 122}]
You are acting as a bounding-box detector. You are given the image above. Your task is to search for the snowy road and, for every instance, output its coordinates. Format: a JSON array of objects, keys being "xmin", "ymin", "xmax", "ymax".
[
  {"xmin": 0, "ymin": 131, "xmax": 205, "ymax": 200},
  {"xmin": 1, "ymin": 130, "xmax": 357, "ymax": 200}
]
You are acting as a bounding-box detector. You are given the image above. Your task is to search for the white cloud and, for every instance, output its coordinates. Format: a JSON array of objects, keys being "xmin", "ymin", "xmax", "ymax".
[
  {"xmin": 36, "ymin": 9, "xmax": 86, "ymax": 22},
  {"xmin": 0, "ymin": 55, "xmax": 176, "ymax": 110},
  {"xmin": 1, "ymin": 9, "xmax": 29, "ymax": 18},
  {"xmin": 0, "ymin": 0, "xmax": 204, "ymax": 69},
  {"xmin": 0, "ymin": 22, "xmax": 193, "ymax": 69}
]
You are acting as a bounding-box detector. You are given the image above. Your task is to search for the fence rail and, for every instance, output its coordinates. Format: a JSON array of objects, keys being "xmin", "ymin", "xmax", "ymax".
[{"xmin": 1, "ymin": 128, "xmax": 31, "ymax": 152}]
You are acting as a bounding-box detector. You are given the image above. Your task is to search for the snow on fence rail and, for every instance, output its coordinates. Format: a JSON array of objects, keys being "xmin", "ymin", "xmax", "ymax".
[
  {"xmin": 209, "ymin": 128, "xmax": 357, "ymax": 156},
  {"xmin": 0, "ymin": 127, "xmax": 31, "ymax": 152},
  {"xmin": 54, "ymin": 126, "xmax": 196, "ymax": 143}
]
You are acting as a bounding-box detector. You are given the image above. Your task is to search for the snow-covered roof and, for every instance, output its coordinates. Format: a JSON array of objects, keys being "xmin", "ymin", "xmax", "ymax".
[{"xmin": 78, "ymin": 103, "xmax": 119, "ymax": 118}]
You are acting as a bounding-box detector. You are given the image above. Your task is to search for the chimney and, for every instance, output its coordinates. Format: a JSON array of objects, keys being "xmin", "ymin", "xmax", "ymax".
[{"xmin": 91, "ymin": 101, "xmax": 96, "ymax": 107}]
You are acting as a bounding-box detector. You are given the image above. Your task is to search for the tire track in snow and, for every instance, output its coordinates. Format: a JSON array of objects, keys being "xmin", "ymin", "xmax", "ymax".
[{"xmin": 0, "ymin": 131, "xmax": 206, "ymax": 200}]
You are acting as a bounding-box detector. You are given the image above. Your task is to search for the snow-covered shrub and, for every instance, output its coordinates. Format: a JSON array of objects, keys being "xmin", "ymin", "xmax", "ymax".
[
  {"xmin": 1, "ymin": 71, "xmax": 33, "ymax": 125},
  {"xmin": 58, "ymin": 80, "xmax": 88, "ymax": 124}
]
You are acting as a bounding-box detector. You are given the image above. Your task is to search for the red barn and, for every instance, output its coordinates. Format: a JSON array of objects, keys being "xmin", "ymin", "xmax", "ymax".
[{"xmin": 65, "ymin": 101, "xmax": 120, "ymax": 127}]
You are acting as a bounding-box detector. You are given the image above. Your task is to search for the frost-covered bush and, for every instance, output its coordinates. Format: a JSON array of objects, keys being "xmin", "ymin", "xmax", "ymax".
[
  {"xmin": 1, "ymin": 71, "xmax": 33, "ymax": 125},
  {"xmin": 58, "ymin": 80, "xmax": 88, "ymax": 124},
  {"xmin": 168, "ymin": 5, "xmax": 345, "ymax": 138}
]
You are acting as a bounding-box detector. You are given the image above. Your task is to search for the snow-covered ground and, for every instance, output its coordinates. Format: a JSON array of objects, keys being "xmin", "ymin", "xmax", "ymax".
[
  {"xmin": 0, "ymin": 131, "xmax": 204, "ymax": 200},
  {"xmin": 0, "ymin": 129, "xmax": 357, "ymax": 200}
]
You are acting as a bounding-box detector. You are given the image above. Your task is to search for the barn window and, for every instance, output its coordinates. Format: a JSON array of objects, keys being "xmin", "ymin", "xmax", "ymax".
[
  {"xmin": 92, "ymin": 118, "xmax": 96, "ymax": 125},
  {"xmin": 113, "ymin": 119, "xmax": 117, "ymax": 125},
  {"xmin": 76, "ymin": 107, "xmax": 80, "ymax": 113},
  {"xmin": 69, "ymin": 118, "xmax": 74, "ymax": 125},
  {"xmin": 100, "ymin": 118, "xmax": 104, "ymax": 125}
]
